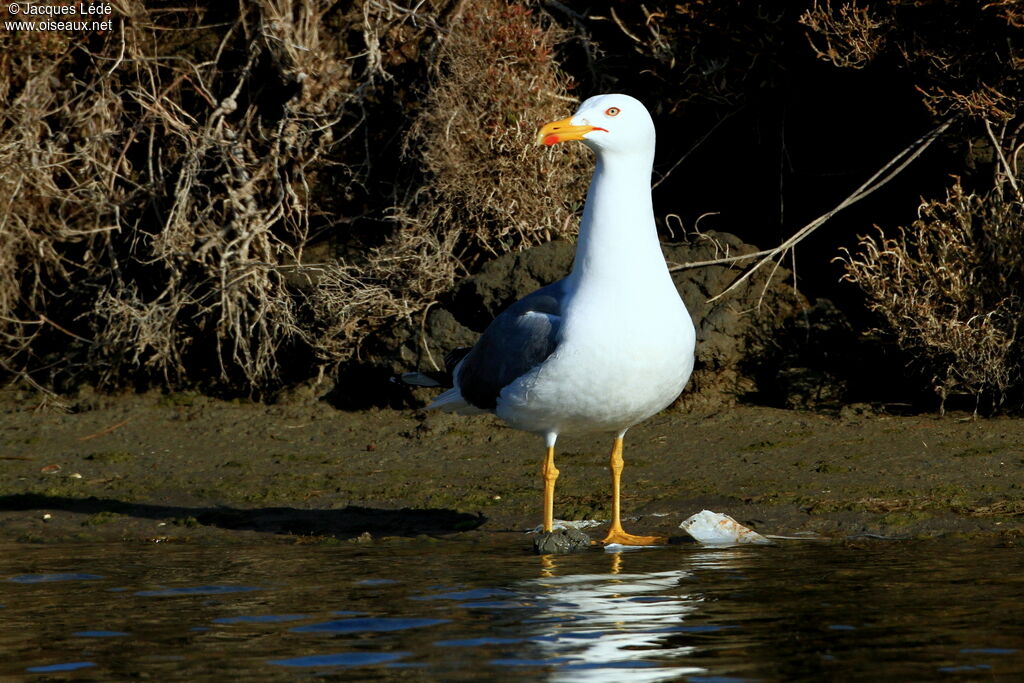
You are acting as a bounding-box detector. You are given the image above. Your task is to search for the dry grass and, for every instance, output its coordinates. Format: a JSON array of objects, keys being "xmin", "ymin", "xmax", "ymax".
[
  {"xmin": 803, "ymin": 0, "xmax": 1024, "ymax": 411},
  {"xmin": 410, "ymin": 1, "xmax": 587, "ymax": 256},
  {"xmin": 840, "ymin": 181, "xmax": 1024, "ymax": 410},
  {"xmin": 0, "ymin": 0, "xmax": 585, "ymax": 395},
  {"xmin": 0, "ymin": 1, "xmax": 365, "ymax": 393},
  {"xmin": 798, "ymin": 1, "xmax": 888, "ymax": 69}
]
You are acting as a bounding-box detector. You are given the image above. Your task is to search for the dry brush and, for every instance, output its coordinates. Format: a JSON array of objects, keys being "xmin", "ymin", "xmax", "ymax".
[
  {"xmin": 808, "ymin": 0, "xmax": 1024, "ymax": 409},
  {"xmin": 0, "ymin": 0, "xmax": 583, "ymax": 398}
]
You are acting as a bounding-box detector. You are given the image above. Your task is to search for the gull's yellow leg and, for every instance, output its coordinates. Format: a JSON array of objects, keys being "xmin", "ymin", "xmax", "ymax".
[
  {"xmin": 599, "ymin": 436, "xmax": 666, "ymax": 546},
  {"xmin": 541, "ymin": 445, "xmax": 559, "ymax": 532}
]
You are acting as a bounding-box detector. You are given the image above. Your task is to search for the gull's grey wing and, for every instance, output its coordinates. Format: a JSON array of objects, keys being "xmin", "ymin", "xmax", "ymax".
[{"xmin": 456, "ymin": 279, "xmax": 567, "ymax": 410}]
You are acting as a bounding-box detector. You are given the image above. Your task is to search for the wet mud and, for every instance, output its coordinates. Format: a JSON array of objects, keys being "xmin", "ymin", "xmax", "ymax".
[{"xmin": 1, "ymin": 390, "xmax": 1022, "ymax": 548}]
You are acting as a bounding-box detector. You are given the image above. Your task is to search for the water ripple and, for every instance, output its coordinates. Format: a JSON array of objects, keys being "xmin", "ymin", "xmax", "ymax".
[
  {"xmin": 1, "ymin": 541, "xmax": 1021, "ymax": 680},
  {"xmin": 292, "ymin": 617, "xmax": 448, "ymax": 633},
  {"xmin": 213, "ymin": 614, "xmax": 309, "ymax": 624},
  {"xmin": 413, "ymin": 587, "xmax": 519, "ymax": 601},
  {"xmin": 435, "ymin": 636, "xmax": 525, "ymax": 647},
  {"xmin": 269, "ymin": 652, "xmax": 411, "ymax": 667},
  {"xmin": 134, "ymin": 585, "xmax": 260, "ymax": 597}
]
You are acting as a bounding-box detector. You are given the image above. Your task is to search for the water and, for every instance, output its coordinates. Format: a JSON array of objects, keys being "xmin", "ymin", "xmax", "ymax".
[{"xmin": 1, "ymin": 537, "xmax": 1022, "ymax": 680}]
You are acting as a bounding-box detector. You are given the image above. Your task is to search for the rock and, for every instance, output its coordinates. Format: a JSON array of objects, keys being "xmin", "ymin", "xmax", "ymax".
[
  {"xmin": 354, "ymin": 230, "xmax": 809, "ymax": 410},
  {"xmin": 663, "ymin": 233, "xmax": 807, "ymax": 409},
  {"xmin": 533, "ymin": 526, "xmax": 592, "ymax": 554},
  {"xmin": 840, "ymin": 402, "xmax": 876, "ymax": 421},
  {"xmin": 450, "ymin": 241, "xmax": 575, "ymax": 330}
]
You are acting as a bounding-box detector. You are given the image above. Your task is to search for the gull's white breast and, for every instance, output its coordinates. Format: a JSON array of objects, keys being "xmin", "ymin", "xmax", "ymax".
[{"xmin": 496, "ymin": 273, "xmax": 695, "ymax": 435}]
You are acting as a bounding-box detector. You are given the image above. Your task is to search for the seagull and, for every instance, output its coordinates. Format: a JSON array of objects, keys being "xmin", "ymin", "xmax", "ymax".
[{"xmin": 403, "ymin": 94, "xmax": 696, "ymax": 546}]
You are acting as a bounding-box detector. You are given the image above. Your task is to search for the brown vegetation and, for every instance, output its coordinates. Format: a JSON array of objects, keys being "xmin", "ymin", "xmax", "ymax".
[
  {"xmin": 840, "ymin": 182, "xmax": 1024, "ymax": 410},
  {"xmin": 811, "ymin": 1, "xmax": 1024, "ymax": 410},
  {"xmin": 1, "ymin": 1, "xmax": 355, "ymax": 394},
  {"xmin": 3, "ymin": 0, "xmax": 1024, "ymax": 412},
  {"xmin": 799, "ymin": 1, "xmax": 888, "ymax": 70},
  {"xmin": 0, "ymin": 0, "xmax": 581, "ymax": 397},
  {"xmin": 308, "ymin": 0, "xmax": 587, "ymax": 369}
]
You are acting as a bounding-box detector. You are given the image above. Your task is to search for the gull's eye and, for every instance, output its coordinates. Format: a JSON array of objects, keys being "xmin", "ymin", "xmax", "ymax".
[{"xmin": 605, "ymin": 107, "xmax": 621, "ymax": 117}]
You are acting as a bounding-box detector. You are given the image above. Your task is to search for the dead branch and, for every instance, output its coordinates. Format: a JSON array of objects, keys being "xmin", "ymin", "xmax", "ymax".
[{"xmin": 669, "ymin": 117, "xmax": 955, "ymax": 303}]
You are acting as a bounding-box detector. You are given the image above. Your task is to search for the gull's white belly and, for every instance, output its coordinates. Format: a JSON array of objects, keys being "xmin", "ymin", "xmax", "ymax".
[{"xmin": 496, "ymin": 294, "xmax": 695, "ymax": 435}]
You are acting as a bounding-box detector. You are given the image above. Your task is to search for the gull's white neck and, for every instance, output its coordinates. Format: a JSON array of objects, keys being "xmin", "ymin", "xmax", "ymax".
[{"xmin": 570, "ymin": 149, "xmax": 667, "ymax": 288}]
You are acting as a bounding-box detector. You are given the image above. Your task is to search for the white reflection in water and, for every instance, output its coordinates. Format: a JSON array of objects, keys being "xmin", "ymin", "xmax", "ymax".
[{"xmin": 511, "ymin": 548, "xmax": 755, "ymax": 682}]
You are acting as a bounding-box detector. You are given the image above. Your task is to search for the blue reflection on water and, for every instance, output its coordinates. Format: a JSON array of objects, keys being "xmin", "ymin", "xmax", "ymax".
[
  {"xmin": 213, "ymin": 614, "xmax": 309, "ymax": 624},
  {"xmin": 269, "ymin": 651, "xmax": 410, "ymax": 667},
  {"xmin": 938, "ymin": 664, "xmax": 993, "ymax": 672},
  {"xmin": 292, "ymin": 617, "xmax": 449, "ymax": 633},
  {"xmin": 436, "ymin": 636, "xmax": 525, "ymax": 647},
  {"xmin": 9, "ymin": 573, "xmax": 103, "ymax": 583},
  {"xmin": 26, "ymin": 661, "xmax": 97, "ymax": 673},
  {"xmin": 413, "ymin": 587, "xmax": 519, "ymax": 601}
]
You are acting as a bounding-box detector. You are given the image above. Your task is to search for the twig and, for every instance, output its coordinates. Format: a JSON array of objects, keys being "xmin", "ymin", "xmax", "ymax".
[
  {"xmin": 985, "ymin": 118, "xmax": 1023, "ymax": 202},
  {"xmin": 105, "ymin": 19, "xmax": 126, "ymax": 76},
  {"xmin": 419, "ymin": 300, "xmax": 440, "ymax": 371},
  {"xmin": 608, "ymin": 6, "xmax": 643, "ymax": 44},
  {"xmin": 39, "ymin": 315, "xmax": 94, "ymax": 344},
  {"xmin": 670, "ymin": 117, "xmax": 955, "ymax": 303},
  {"xmin": 541, "ymin": 0, "xmax": 599, "ymax": 85},
  {"xmin": 653, "ymin": 110, "xmax": 737, "ymax": 190},
  {"xmin": 79, "ymin": 419, "xmax": 130, "ymax": 442}
]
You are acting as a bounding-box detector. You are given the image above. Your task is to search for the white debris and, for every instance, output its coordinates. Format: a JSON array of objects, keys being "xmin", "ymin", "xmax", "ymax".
[
  {"xmin": 602, "ymin": 542, "xmax": 662, "ymax": 552},
  {"xmin": 679, "ymin": 510, "xmax": 771, "ymax": 546}
]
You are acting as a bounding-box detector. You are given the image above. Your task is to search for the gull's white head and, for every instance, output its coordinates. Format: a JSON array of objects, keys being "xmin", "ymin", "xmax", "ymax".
[{"xmin": 536, "ymin": 94, "xmax": 654, "ymax": 156}]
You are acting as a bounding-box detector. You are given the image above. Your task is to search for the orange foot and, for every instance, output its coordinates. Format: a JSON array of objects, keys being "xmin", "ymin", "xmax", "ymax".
[{"xmin": 598, "ymin": 528, "xmax": 667, "ymax": 546}]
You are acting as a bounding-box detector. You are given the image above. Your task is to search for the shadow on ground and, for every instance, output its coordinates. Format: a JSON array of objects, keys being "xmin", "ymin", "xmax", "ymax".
[{"xmin": 0, "ymin": 494, "xmax": 485, "ymax": 540}]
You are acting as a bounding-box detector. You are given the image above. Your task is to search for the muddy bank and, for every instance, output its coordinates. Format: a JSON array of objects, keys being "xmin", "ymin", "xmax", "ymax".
[{"xmin": 0, "ymin": 391, "xmax": 1021, "ymax": 548}]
